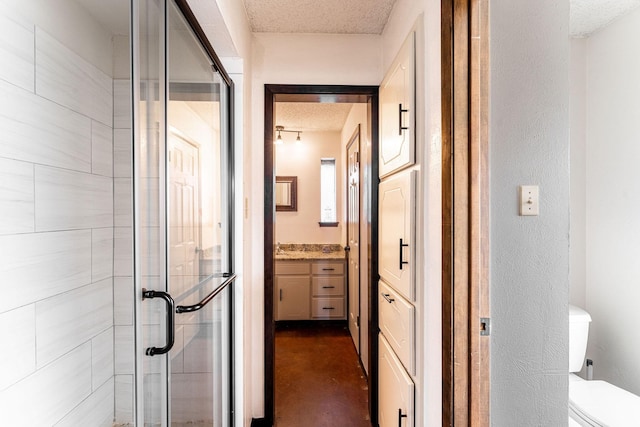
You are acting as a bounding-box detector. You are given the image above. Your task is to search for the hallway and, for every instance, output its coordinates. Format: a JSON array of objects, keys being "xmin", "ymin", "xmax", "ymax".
[{"xmin": 275, "ymin": 322, "xmax": 370, "ymax": 427}]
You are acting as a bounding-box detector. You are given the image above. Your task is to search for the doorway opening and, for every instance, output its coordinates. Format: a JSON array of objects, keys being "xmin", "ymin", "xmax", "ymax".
[{"xmin": 263, "ymin": 85, "xmax": 379, "ymax": 426}]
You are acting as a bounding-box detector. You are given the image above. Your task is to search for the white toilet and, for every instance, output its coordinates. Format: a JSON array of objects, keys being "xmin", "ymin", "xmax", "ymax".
[{"xmin": 569, "ymin": 305, "xmax": 640, "ymax": 426}]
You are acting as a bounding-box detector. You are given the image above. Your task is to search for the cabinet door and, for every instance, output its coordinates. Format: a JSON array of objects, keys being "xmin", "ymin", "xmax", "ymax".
[
  {"xmin": 379, "ymin": 334, "xmax": 414, "ymax": 427},
  {"xmin": 379, "ymin": 280, "xmax": 415, "ymax": 375},
  {"xmin": 275, "ymin": 276, "xmax": 310, "ymax": 320},
  {"xmin": 379, "ymin": 31, "xmax": 416, "ymax": 178},
  {"xmin": 379, "ymin": 170, "xmax": 416, "ymax": 301}
]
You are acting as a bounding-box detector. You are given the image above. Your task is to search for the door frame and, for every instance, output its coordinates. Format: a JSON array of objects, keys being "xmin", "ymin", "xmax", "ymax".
[
  {"xmin": 441, "ymin": 0, "xmax": 490, "ymax": 425},
  {"xmin": 263, "ymin": 84, "xmax": 379, "ymax": 426}
]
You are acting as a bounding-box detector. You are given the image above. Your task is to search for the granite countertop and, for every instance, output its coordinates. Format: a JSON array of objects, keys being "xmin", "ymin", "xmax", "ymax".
[
  {"xmin": 274, "ymin": 243, "xmax": 346, "ymax": 261},
  {"xmin": 275, "ymin": 250, "xmax": 345, "ymax": 260}
]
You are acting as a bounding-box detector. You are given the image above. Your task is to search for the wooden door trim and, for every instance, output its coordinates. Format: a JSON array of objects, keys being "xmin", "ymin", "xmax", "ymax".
[
  {"xmin": 442, "ymin": 0, "xmax": 490, "ymax": 425},
  {"xmin": 264, "ymin": 85, "xmax": 379, "ymax": 427}
]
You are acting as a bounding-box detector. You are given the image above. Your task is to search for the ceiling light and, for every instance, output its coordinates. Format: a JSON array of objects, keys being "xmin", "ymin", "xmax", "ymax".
[{"xmin": 274, "ymin": 125, "xmax": 303, "ymax": 145}]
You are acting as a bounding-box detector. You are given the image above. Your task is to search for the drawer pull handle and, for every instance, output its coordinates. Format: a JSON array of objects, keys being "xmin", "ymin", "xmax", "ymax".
[
  {"xmin": 322, "ymin": 268, "xmax": 335, "ymax": 271},
  {"xmin": 322, "ymin": 307, "xmax": 335, "ymax": 310},
  {"xmin": 399, "ymin": 238, "xmax": 409, "ymax": 270},
  {"xmin": 382, "ymin": 293, "xmax": 395, "ymax": 303},
  {"xmin": 399, "ymin": 103, "xmax": 409, "ymax": 135},
  {"xmin": 322, "ymin": 286, "xmax": 335, "ymax": 289},
  {"xmin": 398, "ymin": 408, "xmax": 408, "ymax": 426},
  {"xmin": 279, "ymin": 289, "xmax": 283, "ymax": 301}
]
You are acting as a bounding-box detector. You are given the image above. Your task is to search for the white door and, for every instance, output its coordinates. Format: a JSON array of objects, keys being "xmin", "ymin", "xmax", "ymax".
[
  {"xmin": 169, "ymin": 132, "xmax": 200, "ymax": 300},
  {"xmin": 379, "ymin": 170, "xmax": 416, "ymax": 301},
  {"xmin": 346, "ymin": 128, "xmax": 361, "ymax": 352},
  {"xmin": 379, "ymin": 31, "xmax": 416, "ymax": 178}
]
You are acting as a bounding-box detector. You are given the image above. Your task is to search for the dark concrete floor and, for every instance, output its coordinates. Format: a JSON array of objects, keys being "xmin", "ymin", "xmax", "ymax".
[{"xmin": 275, "ymin": 322, "xmax": 371, "ymax": 427}]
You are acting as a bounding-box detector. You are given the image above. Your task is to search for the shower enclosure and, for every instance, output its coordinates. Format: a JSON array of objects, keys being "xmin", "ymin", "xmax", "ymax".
[
  {"xmin": 0, "ymin": 0, "xmax": 235, "ymax": 425},
  {"xmin": 132, "ymin": 0, "xmax": 235, "ymax": 425}
]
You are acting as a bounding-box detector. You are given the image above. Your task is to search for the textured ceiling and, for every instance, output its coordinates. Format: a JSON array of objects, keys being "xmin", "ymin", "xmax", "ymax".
[
  {"xmin": 571, "ymin": 0, "xmax": 640, "ymax": 37},
  {"xmin": 243, "ymin": 0, "xmax": 397, "ymax": 34},
  {"xmin": 276, "ymin": 103, "xmax": 354, "ymax": 132}
]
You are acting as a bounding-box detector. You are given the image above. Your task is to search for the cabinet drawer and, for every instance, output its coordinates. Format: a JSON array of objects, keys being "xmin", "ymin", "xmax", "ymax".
[
  {"xmin": 275, "ymin": 261, "xmax": 310, "ymax": 275},
  {"xmin": 379, "ymin": 280, "xmax": 415, "ymax": 374},
  {"xmin": 311, "ymin": 261, "xmax": 344, "ymax": 275},
  {"xmin": 311, "ymin": 297, "xmax": 345, "ymax": 318},
  {"xmin": 379, "ymin": 170, "xmax": 416, "ymax": 301},
  {"xmin": 312, "ymin": 276, "xmax": 344, "ymax": 296},
  {"xmin": 379, "ymin": 334, "xmax": 414, "ymax": 427}
]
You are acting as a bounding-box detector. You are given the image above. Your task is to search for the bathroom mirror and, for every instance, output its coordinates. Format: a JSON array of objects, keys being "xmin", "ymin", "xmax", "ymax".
[{"xmin": 275, "ymin": 176, "xmax": 297, "ymax": 211}]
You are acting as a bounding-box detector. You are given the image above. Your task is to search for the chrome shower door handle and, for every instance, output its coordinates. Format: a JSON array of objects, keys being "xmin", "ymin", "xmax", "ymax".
[{"xmin": 142, "ymin": 289, "xmax": 175, "ymax": 356}]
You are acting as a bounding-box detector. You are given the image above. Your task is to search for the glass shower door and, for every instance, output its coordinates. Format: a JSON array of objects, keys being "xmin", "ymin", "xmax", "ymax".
[{"xmin": 132, "ymin": 0, "xmax": 234, "ymax": 425}]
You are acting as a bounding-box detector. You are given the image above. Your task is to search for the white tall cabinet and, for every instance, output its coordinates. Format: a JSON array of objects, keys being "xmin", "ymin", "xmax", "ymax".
[{"xmin": 378, "ymin": 29, "xmax": 417, "ymax": 427}]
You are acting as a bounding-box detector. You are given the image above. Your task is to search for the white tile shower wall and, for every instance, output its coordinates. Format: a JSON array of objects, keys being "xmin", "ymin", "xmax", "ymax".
[
  {"xmin": 0, "ymin": 12, "xmax": 34, "ymax": 92},
  {"xmin": 35, "ymin": 279, "xmax": 113, "ymax": 367},
  {"xmin": 92, "ymin": 121, "xmax": 114, "ymax": 177},
  {"xmin": 0, "ymin": 9, "xmax": 116, "ymax": 425},
  {"xmin": 0, "ymin": 305, "xmax": 36, "ymax": 391},
  {"xmin": 0, "ymin": 343, "xmax": 93, "ymax": 426},
  {"xmin": 0, "ymin": 157, "xmax": 34, "ymax": 235},
  {"xmin": 113, "ymin": 77, "xmax": 135, "ymax": 424},
  {"xmin": 54, "ymin": 378, "xmax": 115, "ymax": 427},
  {"xmin": 35, "ymin": 28, "xmax": 113, "ymax": 126},
  {"xmin": 0, "ymin": 78, "xmax": 93, "ymax": 172},
  {"xmin": 35, "ymin": 165, "xmax": 113, "ymax": 231}
]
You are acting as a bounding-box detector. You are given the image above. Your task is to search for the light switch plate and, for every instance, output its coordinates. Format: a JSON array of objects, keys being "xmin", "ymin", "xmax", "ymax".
[{"xmin": 519, "ymin": 185, "xmax": 539, "ymax": 216}]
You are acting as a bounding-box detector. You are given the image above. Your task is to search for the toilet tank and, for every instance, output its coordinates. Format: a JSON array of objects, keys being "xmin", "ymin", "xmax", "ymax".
[{"xmin": 569, "ymin": 305, "xmax": 592, "ymax": 373}]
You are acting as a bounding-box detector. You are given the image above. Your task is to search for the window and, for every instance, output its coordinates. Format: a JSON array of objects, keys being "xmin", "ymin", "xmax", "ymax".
[{"xmin": 320, "ymin": 158, "xmax": 338, "ymax": 226}]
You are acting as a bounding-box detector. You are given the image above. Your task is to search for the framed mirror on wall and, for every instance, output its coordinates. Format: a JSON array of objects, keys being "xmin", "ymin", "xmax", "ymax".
[{"xmin": 275, "ymin": 176, "xmax": 297, "ymax": 211}]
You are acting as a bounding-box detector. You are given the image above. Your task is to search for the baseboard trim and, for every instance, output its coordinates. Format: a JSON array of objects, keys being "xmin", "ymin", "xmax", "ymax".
[{"xmin": 250, "ymin": 418, "xmax": 269, "ymax": 427}]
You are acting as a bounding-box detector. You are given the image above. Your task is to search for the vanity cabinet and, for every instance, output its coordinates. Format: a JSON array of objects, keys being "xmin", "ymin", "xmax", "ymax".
[
  {"xmin": 379, "ymin": 31, "xmax": 416, "ymax": 179},
  {"xmin": 275, "ymin": 259, "xmax": 345, "ymax": 321}
]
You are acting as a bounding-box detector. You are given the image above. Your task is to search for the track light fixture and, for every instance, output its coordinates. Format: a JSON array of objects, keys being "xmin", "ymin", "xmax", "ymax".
[{"xmin": 274, "ymin": 125, "xmax": 303, "ymax": 145}]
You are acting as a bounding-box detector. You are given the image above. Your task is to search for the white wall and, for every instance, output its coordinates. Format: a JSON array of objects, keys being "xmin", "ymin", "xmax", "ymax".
[
  {"xmin": 578, "ymin": 7, "xmax": 640, "ymax": 396},
  {"xmin": 570, "ymin": 38, "xmax": 587, "ymax": 309},
  {"xmin": 490, "ymin": 0, "xmax": 571, "ymax": 425},
  {"xmin": 275, "ymin": 130, "xmax": 343, "ymax": 244},
  {"xmin": 0, "ymin": 1, "xmax": 116, "ymax": 425}
]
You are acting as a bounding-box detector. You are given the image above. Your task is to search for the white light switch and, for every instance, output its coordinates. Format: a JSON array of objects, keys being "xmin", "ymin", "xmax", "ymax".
[{"xmin": 519, "ymin": 185, "xmax": 539, "ymax": 216}]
